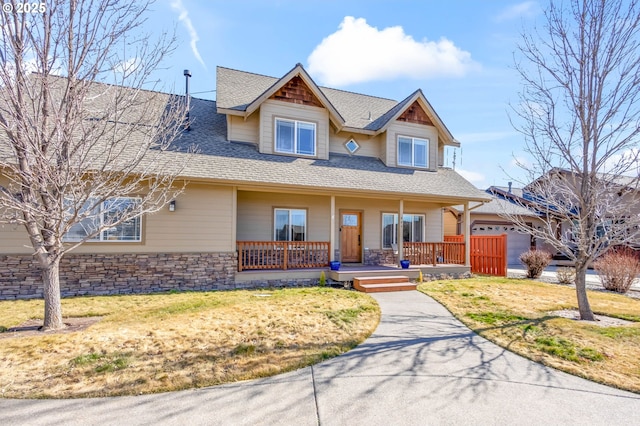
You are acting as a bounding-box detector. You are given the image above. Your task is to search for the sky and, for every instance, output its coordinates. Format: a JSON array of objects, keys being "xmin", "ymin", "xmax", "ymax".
[{"xmin": 147, "ymin": 0, "xmax": 546, "ymax": 190}]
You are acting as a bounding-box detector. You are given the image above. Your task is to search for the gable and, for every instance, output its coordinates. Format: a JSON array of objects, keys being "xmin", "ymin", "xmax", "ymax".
[
  {"xmin": 396, "ymin": 101, "xmax": 433, "ymax": 126},
  {"xmin": 269, "ymin": 76, "xmax": 324, "ymax": 108}
]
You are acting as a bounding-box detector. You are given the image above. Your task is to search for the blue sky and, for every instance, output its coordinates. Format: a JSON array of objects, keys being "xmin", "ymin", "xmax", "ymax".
[{"xmin": 150, "ymin": 0, "xmax": 544, "ymax": 189}]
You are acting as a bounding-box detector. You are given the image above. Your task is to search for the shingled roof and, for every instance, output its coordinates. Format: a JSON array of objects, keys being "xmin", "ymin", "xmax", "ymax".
[
  {"xmin": 168, "ymin": 97, "xmax": 489, "ymax": 203},
  {"xmin": 216, "ymin": 64, "xmax": 458, "ymax": 145}
]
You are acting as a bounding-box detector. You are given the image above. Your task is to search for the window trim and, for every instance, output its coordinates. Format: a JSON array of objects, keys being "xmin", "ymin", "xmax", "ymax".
[
  {"xmin": 274, "ymin": 117, "xmax": 317, "ymax": 157},
  {"xmin": 273, "ymin": 208, "xmax": 308, "ymax": 242},
  {"xmin": 381, "ymin": 212, "xmax": 426, "ymax": 249},
  {"xmin": 63, "ymin": 197, "xmax": 143, "ymax": 243},
  {"xmin": 397, "ymin": 135, "xmax": 428, "ymax": 168}
]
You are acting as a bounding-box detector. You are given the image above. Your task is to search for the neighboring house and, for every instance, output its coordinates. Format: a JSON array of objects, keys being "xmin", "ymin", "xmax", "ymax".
[
  {"xmin": 0, "ymin": 63, "xmax": 490, "ymax": 299},
  {"xmin": 445, "ymin": 185, "xmax": 545, "ymax": 265}
]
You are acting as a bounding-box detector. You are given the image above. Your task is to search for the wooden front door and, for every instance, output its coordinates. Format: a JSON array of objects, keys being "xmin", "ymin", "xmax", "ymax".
[{"xmin": 340, "ymin": 211, "xmax": 362, "ymax": 263}]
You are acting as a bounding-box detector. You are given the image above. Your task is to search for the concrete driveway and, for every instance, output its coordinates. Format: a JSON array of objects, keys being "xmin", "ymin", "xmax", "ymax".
[{"xmin": 2, "ymin": 291, "xmax": 639, "ymax": 425}]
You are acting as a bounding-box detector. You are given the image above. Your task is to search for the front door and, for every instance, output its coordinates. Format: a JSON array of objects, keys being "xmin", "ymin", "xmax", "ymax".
[{"xmin": 341, "ymin": 211, "xmax": 362, "ymax": 263}]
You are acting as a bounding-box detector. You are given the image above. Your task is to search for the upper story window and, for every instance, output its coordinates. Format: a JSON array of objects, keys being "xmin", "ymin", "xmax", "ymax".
[
  {"xmin": 397, "ymin": 136, "xmax": 428, "ymax": 168},
  {"xmin": 275, "ymin": 118, "xmax": 316, "ymax": 156},
  {"xmin": 64, "ymin": 197, "xmax": 142, "ymax": 242}
]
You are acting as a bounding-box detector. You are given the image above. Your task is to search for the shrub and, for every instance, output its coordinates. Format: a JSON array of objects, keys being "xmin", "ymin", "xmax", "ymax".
[
  {"xmin": 593, "ymin": 249, "xmax": 640, "ymax": 294},
  {"xmin": 556, "ymin": 267, "xmax": 576, "ymax": 285},
  {"xmin": 519, "ymin": 250, "xmax": 552, "ymax": 278},
  {"xmin": 319, "ymin": 271, "xmax": 326, "ymax": 287}
]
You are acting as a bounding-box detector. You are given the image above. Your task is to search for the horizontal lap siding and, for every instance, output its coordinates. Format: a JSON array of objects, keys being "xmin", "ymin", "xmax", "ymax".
[
  {"xmin": 329, "ymin": 130, "xmax": 382, "ymax": 158},
  {"xmin": 0, "ymin": 183, "xmax": 235, "ymax": 254},
  {"xmin": 335, "ymin": 198, "xmax": 444, "ymax": 251},
  {"xmin": 228, "ymin": 113, "xmax": 259, "ymax": 144},
  {"xmin": 236, "ymin": 191, "xmax": 330, "ymax": 241},
  {"xmin": 385, "ymin": 122, "xmax": 439, "ymax": 169},
  {"xmin": 260, "ymin": 100, "xmax": 329, "ymax": 159}
]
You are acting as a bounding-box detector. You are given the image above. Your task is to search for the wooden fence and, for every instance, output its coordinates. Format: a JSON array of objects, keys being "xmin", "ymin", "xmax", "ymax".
[
  {"xmin": 237, "ymin": 241, "xmax": 330, "ymax": 271},
  {"xmin": 444, "ymin": 234, "xmax": 507, "ymax": 276},
  {"xmin": 403, "ymin": 242, "xmax": 465, "ymax": 265}
]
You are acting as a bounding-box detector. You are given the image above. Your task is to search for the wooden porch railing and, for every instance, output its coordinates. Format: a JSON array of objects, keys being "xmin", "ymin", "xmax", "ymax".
[
  {"xmin": 237, "ymin": 241, "xmax": 330, "ymax": 272},
  {"xmin": 402, "ymin": 242, "xmax": 465, "ymax": 265}
]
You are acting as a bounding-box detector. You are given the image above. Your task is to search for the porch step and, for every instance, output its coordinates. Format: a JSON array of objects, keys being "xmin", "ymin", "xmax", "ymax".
[{"xmin": 353, "ymin": 275, "xmax": 416, "ymax": 293}]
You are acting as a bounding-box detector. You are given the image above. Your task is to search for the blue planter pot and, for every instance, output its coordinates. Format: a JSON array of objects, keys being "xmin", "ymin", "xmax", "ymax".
[
  {"xmin": 330, "ymin": 261, "xmax": 341, "ymax": 271},
  {"xmin": 400, "ymin": 260, "xmax": 410, "ymax": 269}
]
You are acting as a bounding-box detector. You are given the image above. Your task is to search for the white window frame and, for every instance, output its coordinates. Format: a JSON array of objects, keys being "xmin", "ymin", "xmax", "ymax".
[
  {"xmin": 397, "ymin": 136, "xmax": 428, "ymax": 168},
  {"xmin": 275, "ymin": 118, "xmax": 317, "ymax": 156},
  {"xmin": 64, "ymin": 197, "xmax": 142, "ymax": 242},
  {"xmin": 382, "ymin": 213, "xmax": 425, "ymax": 249},
  {"xmin": 274, "ymin": 208, "xmax": 307, "ymax": 242}
]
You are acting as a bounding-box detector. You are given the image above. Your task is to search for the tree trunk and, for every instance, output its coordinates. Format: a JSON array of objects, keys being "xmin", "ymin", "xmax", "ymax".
[
  {"xmin": 41, "ymin": 257, "xmax": 65, "ymax": 331},
  {"xmin": 574, "ymin": 261, "xmax": 596, "ymax": 321}
]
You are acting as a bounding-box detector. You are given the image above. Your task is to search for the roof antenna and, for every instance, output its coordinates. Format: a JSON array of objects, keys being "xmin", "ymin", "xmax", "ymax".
[{"xmin": 184, "ymin": 69, "xmax": 192, "ymax": 131}]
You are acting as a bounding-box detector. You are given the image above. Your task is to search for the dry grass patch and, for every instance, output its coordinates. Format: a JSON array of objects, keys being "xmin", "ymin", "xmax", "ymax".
[
  {"xmin": 418, "ymin": 277, "xmax": 640, "ymax": 393},
  {"xmin": 0, "ymin": 287, "xmax": 379, "ymax": 398}
]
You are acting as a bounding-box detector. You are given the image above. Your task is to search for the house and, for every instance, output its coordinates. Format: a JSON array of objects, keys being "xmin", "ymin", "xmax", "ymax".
[
  {"xmin": 444, "ymin": 167, "xmax": 640, "ymax": 267},
  {"xmin": 445, "ymin": 185, "xmax": 549, "ymax": 265},
  {"xmin": 0, "ymin": 64, "xmax": 490, "ymax": 299}
]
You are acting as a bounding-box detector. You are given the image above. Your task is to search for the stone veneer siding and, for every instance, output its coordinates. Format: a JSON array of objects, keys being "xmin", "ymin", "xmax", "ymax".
[
  {"xmin": 0, "ymin": 252, "xmax": 238, "ymax": 300},
  {"xmin": 364, "ymin": 248, "xmax": 397, "ymax": 266}
]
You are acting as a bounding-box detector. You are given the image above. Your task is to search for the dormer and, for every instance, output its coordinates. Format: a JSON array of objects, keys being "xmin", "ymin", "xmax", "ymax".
[
  {"xmin": 216, "ymin": 64, "xmax": 344, "ymax": 160},
  {"xmin": 216, "ymin": 64, "xmax": 460, "ymax": 168}
]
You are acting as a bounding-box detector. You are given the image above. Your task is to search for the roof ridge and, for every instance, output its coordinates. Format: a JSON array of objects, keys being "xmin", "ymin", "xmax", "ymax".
[
  {"xmin": 319, "ymin": 85, "xmax": 398, "ymax": 103},
  {"xmin": 216, "ymin": 65, "xmax": 279, "ymax": 81},
  {"xmin": 217, "ymin": 65, "xmax": 399, "ymax": 103},
  {"xmin": 32, "ymin": 72, "xmax": 188, "ymax": 98}
]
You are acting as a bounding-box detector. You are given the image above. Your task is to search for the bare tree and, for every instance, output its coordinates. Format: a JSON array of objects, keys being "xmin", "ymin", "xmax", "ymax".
[
  {"xmin": 0, "ymin": 1, "xmax": 190, "ymax": 330},
  {"xmin": 507, "ymin": 0, "xmax": 640, "ymax": 320}
]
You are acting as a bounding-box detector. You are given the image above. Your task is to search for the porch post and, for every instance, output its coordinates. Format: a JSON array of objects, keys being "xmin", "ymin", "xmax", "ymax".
[
  {"xmin": 398, "ymin": 199, "xmax": 404, "ymax": 266},
  {"xmin": 464, "ymin": 201, "xmax": 471, "ymax": 267},
  {"xmin": 330, "ymin": 195, "xmax": 336, "ymax": 261}
]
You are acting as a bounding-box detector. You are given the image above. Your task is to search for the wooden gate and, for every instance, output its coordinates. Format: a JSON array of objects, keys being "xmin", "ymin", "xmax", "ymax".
[{"xmin": 445, "ymin": 234, "xmax": 507, "ymax": 276}]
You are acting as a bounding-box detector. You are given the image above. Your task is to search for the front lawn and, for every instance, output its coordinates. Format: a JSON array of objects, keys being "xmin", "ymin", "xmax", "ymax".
[
  {"xmin": 0, "ymin": 287, "xmax": 379, "ymax": 398},
  {"xmin": 419, "ymin": 277, "xmax": 640, "ymax": 393}
]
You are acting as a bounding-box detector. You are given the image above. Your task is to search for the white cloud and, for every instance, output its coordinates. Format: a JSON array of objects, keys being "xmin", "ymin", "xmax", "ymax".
[
  {"xmin": 307, "ymin": 16, "xmax": 479, "ymax": 87},
  {"xmin": 457, "ymin": 168, "xmax": 486, "ymax": 184},
  {"xmin": 510, "ymin": 155, "xmax": 531, "ymax": 169},
  {"xmin": 170, "ymin": 0, "xmax": 206, "ymax": 69},
  {"xmin": 113, "ymin": 57, "xmax": 140, "ymax": 75},
  {"xmin": 494, "ymin": 2, "xmax": 539, "ymax": 22}
]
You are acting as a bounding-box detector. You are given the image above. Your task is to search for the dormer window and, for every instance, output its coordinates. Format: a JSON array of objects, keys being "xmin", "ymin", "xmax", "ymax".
[
  {"xmin": 275, "ymin": 118, "xmax": 316, "ymax": 156},
  {"xmin": 397, "ymin": 136, "xmax": 428, "ymax": 168}
]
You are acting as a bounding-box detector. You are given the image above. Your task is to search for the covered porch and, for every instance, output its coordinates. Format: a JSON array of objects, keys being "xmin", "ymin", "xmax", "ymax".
[
  {"xmin": 234, "ymin": 187, "xmax": 477, "ymax": 277},
  {"xmin": 236, "ymin": 240, "xmax": 467, "ymax": 272}
]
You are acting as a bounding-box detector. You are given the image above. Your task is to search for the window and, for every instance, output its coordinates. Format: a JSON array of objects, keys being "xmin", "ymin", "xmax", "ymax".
[
  {"xmin": 382, "ymin": 213, "xmax": 425, "ymax": 248},
  {"xmin": 345, "ymin": 138, "xmax": 359, "ymax": 154},
  {"xmin": 275, "ymin": 118, "xmax": 316, "ymax": 156},
  {"xmin": 65, "ymin": 197, "xmax": 142, "ymax": 242},
  {"xmin": 397, "ymin": 136, "xmax": 428, "ymax": 168},
  {"xmin": 274, "ymin": 208, "xmax": 307, "ymax": 241}
]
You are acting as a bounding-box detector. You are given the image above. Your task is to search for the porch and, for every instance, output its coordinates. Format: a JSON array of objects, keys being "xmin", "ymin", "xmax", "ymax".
[{"xmin": 236, "ymin": 240, "xmax": 468, "ymax": 275}]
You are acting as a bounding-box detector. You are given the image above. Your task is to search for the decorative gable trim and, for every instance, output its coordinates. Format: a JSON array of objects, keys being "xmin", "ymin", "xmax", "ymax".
[
  {"xmin": 244, "ymin": 64, "xmax": 345, "ymax": 128},
  {"xmin": 396, "ymin": 101, "xmax": 434, "ymax": 126},
  {"xmin": 269, "ymin": 76, "xmax": 324, "ymax": 108},
  {"xmin": 374, "ymin": 90, "xmax": 459, "ymax": 147}
]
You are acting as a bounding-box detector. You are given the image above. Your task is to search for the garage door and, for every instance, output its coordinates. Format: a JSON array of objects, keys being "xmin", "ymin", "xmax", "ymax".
[{"xmin": 472, "ymin": 224, "xmax": 531, "ymax": 265}]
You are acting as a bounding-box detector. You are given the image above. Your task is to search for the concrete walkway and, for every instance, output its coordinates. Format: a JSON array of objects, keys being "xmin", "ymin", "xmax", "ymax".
[{"xmin": 2, "ymin": 291, "xmax": 639, "ymax": 425}]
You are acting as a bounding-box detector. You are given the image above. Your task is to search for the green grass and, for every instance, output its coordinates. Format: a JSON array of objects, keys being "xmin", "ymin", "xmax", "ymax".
[
  {"xmin": 419, "ymin": 276, "xmax": 640, "ymax": 393},
  {"xmin": 466, "ymin": 311, "xmax": 527, "ymax": 325},
  {"xmin": 0, "ymin": 287, "xmax": 380, "ymax": 398}
]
